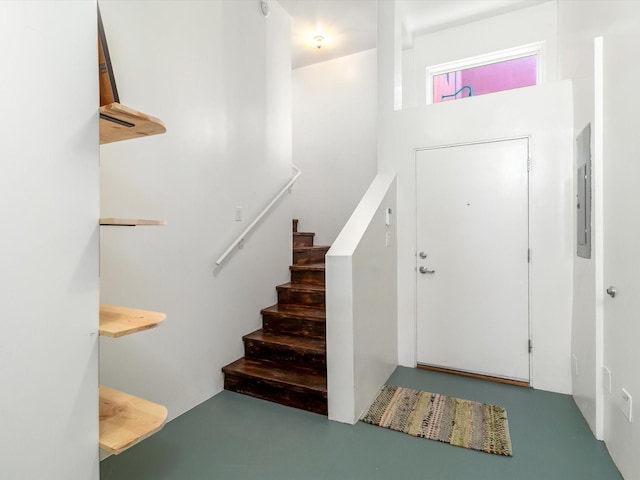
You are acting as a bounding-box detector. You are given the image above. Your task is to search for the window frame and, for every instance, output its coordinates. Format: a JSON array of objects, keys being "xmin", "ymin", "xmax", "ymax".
[{"xmin": 426, "ymin": 42, "xmax": 546, "ymax": 105}]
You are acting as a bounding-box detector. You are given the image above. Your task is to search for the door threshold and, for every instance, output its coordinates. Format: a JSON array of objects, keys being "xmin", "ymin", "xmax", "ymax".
[{"xmin": 417, "ymin": 364, "xmax": 530, "ymax": 388}]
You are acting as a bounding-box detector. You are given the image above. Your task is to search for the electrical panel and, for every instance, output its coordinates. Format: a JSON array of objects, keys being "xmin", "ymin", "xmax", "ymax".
[{"xmin": 576, "ymin": 124, "xmax": 591, "ymax": 259}]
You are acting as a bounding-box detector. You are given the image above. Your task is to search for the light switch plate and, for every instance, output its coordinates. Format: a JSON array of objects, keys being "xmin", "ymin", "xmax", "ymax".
[
  {"xmin": 622, "ymin": 388, "xmax": 633, "ymax": 422},
  {"xmin": 603, "ymin": 366, "xmax": 612, "ymax": 393}
]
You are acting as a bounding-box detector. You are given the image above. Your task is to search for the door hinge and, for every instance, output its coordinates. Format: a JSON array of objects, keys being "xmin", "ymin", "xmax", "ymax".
[
  {"xmin": 528, "ymin": 339, "xmax": 533, "ymax": 353},
  {"xmin": 527, "ymin": 248, "xmax": 531, "ymax": 263},
  {"xmin": 527, "ymin": 156, "xmax": 531, "ymax": 172}
]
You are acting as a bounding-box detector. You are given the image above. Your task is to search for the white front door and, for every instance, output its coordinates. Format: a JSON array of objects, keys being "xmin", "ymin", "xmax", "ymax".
[{"xmin": 416, "ymin": 139, "xmax": 530, "ymax": 381}]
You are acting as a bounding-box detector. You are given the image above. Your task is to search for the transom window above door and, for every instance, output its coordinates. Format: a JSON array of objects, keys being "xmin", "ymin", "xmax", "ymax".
[{"xmin": 427, "ymin": 42, "xmax": 544, "ymax": 104}]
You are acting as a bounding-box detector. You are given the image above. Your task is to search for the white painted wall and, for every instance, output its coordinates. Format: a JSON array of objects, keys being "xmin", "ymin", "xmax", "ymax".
[
  {"xmin": 0, "ymin": 2, "xmax": 100, "ymax": 479},
  {"xmin": 401, "ymin": 48, "xmax": 418, "ymax": 109},
  {"xmin": 378, "ymin": 1, "xmax": 573, "ymax": 395},
  {"xmin": 326, "ymin": 174, "xmax": 398, "ymax": 424},
  {"xmin": 98, "ymin": 0, "xmax": 292, "ymax": 423},
  {"xmin": 557, "ymin": 4, "xmax": 603, "ymax": 438},
  {"xmin": 292, "ymin": 49, "xmax": 378, "ymax": 245},
  {"xmin": 559, "ymin": 2, "xmax": 640, "ymax": 478},
  {"xmin": 403, "ymin": 1, "xmax": 558, "ymax": 107}
]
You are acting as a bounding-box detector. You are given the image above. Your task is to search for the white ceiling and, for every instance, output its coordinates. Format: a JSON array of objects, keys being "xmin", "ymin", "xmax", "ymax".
[
  {"xmin": 278, "ymin": 0, "xmax": 551, "ymax": 69},
  {"xmin": 278, "ymin": 0, "xmax": 377, "ymax": 69}
]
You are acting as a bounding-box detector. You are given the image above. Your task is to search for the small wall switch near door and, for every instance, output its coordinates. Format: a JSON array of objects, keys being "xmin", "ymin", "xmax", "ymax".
[
  {"xmin": 603, "ymin": 366, "xmax": 612, "ymax": 393},
  {"xmin": 235, "ymin": 206, "xmax": 242, "ymax": 221},
  {"xmin": 621, "ymin": 388, "xmax": 633, "ymax": 422},
  {"xmin": 385, "ymin": 231, "xmax": 391, "ymax": 247}
]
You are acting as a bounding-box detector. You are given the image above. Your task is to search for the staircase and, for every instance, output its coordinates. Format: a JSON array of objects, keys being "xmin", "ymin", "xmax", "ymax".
[{"xmin": 222, "ymin": 219, "xmax": 329, "ymax": 415}]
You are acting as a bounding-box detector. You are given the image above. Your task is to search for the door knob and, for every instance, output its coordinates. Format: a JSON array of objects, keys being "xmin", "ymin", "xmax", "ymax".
[
  {"xmin": 419, "ymin": 251, "xmax": 427, "ymax": 259},
  {"xmin": 606, "ymin": 286, "xmax": 617, "ymax": 298},
  {"xmin": 419, "ymin": 266, "xmax": 435, "ymax": 274}
]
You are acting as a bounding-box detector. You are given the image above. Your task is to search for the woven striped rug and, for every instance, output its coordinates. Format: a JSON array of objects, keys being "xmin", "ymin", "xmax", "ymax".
[{"xmin": 361, "ymin": 385, "xmax": 513, "ymax": 456}]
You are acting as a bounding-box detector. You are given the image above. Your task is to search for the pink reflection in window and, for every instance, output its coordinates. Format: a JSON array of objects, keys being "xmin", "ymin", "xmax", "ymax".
[{"xmin": 433, "ymin": 55, "xmax": 537, "ymax": 103}]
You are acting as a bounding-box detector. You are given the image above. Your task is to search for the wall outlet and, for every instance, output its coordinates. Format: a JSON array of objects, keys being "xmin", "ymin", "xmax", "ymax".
[
  {"xmin": 621, "ymin": 388, "xmax": 633, "ymax": 422},
  {"xmin": 571, "ymin": 354, "xmax": 578, "ymax": 376},
  {"xmin": 235, "ymin": 206, "xmax": 242, "ymax": 222},
  {"xmin": 603, "ymin": 366, "xmax": 612, "ymax": 393}
]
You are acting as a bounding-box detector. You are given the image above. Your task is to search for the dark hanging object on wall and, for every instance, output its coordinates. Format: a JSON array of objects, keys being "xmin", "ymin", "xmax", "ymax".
[{"xmin": 98, "ymin": 5, "xmax": 119, "ymax": 106}]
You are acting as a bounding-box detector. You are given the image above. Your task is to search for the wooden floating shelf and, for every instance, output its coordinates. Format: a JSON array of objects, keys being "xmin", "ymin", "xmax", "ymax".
[
  {"xmin": 99, "ymin": 304, "xmax": 166, "ymax": 338},
  {"xmin": 99, "ymin": 218, "xmax": 166, "ymax": 226},
  {"xmin": 99, "ymin": 385, "xmax": 168, "ymax": 455},
  {"xmin": 100, "ymin": 102, "xmax": 166, "ymax": 145}
]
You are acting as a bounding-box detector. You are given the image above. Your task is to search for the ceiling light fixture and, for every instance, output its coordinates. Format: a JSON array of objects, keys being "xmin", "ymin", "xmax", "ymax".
[{"xmin": 313, "ymin": 34, "xmax": 325, "ymax": 49}]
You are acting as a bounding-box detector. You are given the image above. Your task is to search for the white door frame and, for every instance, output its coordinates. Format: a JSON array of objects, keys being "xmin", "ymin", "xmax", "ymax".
[
  {"xmin": 413, "ymin": 135, "xmax": 533, "ymax": 383},
  {"xmin": 593, "ymin": 35, "xmax": 604, "ymax": 440}
]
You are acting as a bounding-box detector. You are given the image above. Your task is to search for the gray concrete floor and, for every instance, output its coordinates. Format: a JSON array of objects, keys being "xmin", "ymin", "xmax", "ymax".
[{"xmin": 101, "ymin": 366, "xmax": 622, "ymax": 479}]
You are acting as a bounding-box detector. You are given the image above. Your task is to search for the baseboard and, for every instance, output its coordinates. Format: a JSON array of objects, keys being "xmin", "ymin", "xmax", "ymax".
[{"xmin": 417, "ymin": 364, "xmax": 530, "ymax": 388}]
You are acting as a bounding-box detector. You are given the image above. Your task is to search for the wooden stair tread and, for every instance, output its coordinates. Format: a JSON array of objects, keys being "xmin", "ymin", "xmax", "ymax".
[
  {"xmin": 261, "ymin": 304, "xmax": 326, "ymax": 319},
  {"xmin": 289, "ymin": 262, "xmax": 325, "ymax": 286},
  {"xmin": 276, "ymin": 282, "xmax": 325, "ymax": 307},
  {"xmin": 293, "ymin": 245, "xmax": 329, "ymax": 265},
  {"xmin": 293, "ymin": 245, "xmax": 330, "ymax": 253},
  {"xmin": 293, "ymin": 232, "xmax": 315, "ymax": 247},
  {"xmin": 100, "ymin": 102, "xmax": 166, "ymax": 145},
  {"xmin": 276, "ymin": 282, "xmax": 325, "ymax": 292},
  {"xmin": 99, "ymin": 304, "xmax": 166, "ymax": 338},
  {"xmin": 290, "ymin": 263, "xmax": 325, "ymax": 272},
  {"xmin": 244, "ymin": 329, "xmax": 325, "ymax": 353},
  {"xmin": 222, "ymin": 358, "xmax": 327, "ymax": 393},
  {"xmin": 99, "ymin": 385, "xmax": 168, "ymax": 455}
]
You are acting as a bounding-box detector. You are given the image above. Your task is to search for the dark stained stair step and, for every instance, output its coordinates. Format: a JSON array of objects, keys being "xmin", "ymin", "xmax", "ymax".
[
  {"xmin": 222, "ymin": 358, "xmax": 327, "ymax": 415},
  {"xmin": 261, "ymin": 304, "xmax": 325, "ymax": 338},
  {"xmin": 223, "ymin": 220, "xmax": 329, "ymax": 416},
  {"xmin": 290, "ymin": 262, "xmax": 325, "ymax": 285},
  {"xmin": 243, "ymin": 329, "xmax": 326, "ymax": 372},
  {"xmin": 293, "ymin": 245, "xmax": 330, "ymax": 265},
  {"xmin": 276, "ymin": 282, "xmax": 325, "ymax": 307},
  {"xmin": 293, "ymin": 232, "xmax": 315, "ymax": 247}
]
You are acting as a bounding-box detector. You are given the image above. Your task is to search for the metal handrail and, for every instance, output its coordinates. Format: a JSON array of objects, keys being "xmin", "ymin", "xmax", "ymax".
[{"xmin": 215, "ymin": 165, "xmax": 301, "ymax": 266}]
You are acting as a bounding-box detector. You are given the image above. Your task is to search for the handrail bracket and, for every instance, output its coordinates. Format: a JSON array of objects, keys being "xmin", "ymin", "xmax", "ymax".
[{"xmin": 215, "ymin": 165, "xmax": 301, "ymax": 267}]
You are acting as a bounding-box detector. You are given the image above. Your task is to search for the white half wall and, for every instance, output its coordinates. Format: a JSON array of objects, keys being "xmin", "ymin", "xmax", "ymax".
[
  {"xmin": 98, "ymin": 0, "xmax": 292, "ymax": 423},
  {"xmin": 326, "ymin": 174, "xmax": 398, "ymax": 424},
  {"xmin": 0, "ymin": 2, "xmax": 100, "ymax": 479},
  {"xmin": 292, "ymin": 49, "xmax": 378, "ymax": 245}
]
